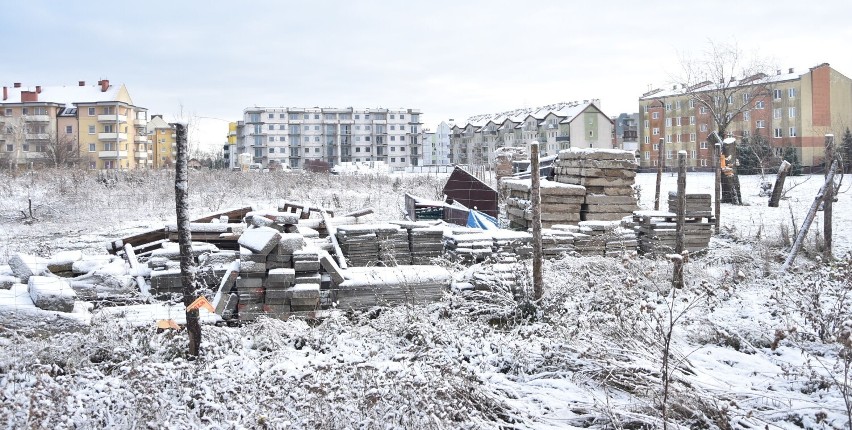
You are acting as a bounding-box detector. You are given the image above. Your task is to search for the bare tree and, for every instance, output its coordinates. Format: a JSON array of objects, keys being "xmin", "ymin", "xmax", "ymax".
[
  {"xmin": 173, "ymin": 122, "xmax": 201, "ymax": 357},
  {"xmin": 43, "ymin": 130, "xmax": 81, "ymax": 168},
  {"xmin": 675, "ymin": 41, "xmax": 774, "ymax": 204}
]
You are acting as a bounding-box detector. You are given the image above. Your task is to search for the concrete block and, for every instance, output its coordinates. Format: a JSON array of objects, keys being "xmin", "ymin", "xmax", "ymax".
[
  {"xmin": 28, "ymin": 276, "xmax": 76, "ymax": 312},
  {"xmin": 237, "ymin": 227, "xmax": 281, "ymax": 255}
]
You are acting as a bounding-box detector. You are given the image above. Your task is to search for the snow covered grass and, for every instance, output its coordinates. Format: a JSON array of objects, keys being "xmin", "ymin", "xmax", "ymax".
[{"xmin": 1, "ymin": 168, "xmax": 852, "ymax": 428}]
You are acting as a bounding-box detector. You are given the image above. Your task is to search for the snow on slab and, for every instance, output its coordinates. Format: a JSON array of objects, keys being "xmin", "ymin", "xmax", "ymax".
[
  {"xmin": 8, "ymin": 253, "xmax": 48, "ymax": 282},
  {"xmin": 47, "ymin": 250, "xmax": 83, "ymax": 267},
  {"xmin": 0, "ymin": 275, "xmax": 19, "ymax": 289},
  {"xmin": 97, "ymin": 302, "xmax": 221, "ymax": 326},
  {"xmin": 28, "ymin": 276, "xmax": 77, "ymax": 312},
  {"xmin": 237, "ymin": 226, "xmax": 281, "ymax": 255},
  {"xmin": 341, "ymin": 266, "xmax": 452, "ymax": 288}
]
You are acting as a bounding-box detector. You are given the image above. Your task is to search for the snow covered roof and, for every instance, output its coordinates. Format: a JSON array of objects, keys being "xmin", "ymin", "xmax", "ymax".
[
  {"xmin": 461, "ymin": 100, "xmax": 603, "ymax": 129},
  {"xmin": 2, "ymin": 82, "xmax": 126, "ymax": 107},
  {"xmin": 639, "ymin": 68, "xmax": 805, "ymax": 101}
]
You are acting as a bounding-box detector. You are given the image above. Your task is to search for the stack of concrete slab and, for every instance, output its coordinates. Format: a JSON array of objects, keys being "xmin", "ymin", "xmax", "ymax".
[
  {"xmin": 262, "ymin": 268, "xmax": 294, "ymax": 315},
  {"xmin": 443, "ymin": 229, "xmax": 494, "ymax": 263},
  {"xmin": 541, "ymin": 228, "xmax": 576, "ymax": 257},
  {"xmin": 469, "ymin": 263, "xmax": 519, "ymax": 292},
  {"xmin": 627, "ymin": 210, "xmax": 712, "ymax": 255},
  {"xmin": 377, "ymin": 227, "xmax": 411, "ymax": 266},
  {"xmin": 408, "ymin": 227, "xmax": 445, "ymax": 265},
  {"xmin": 244, "ymin": 210, "xmax": 300, "ymax": 233},
  {"xmin": 285, "ymin": 283, "xmax": 321, "ymax": 312},
  {"xmin": 668, "ymin": 192, "xmax": 713, "ymax": 217},
  {"xmin": 336, "ymin": 225, "xmax": 381, "ymax": 266},
  {"xmin": 501, "ymin": 178, "xmax": 586, "ymax": 229},
  {"xmin": 553, "ymin": 148, "xmax": 639, "ymax": 222},
  {"xmin": 332, "ymin": 266, "xmax": 451, "ymax": 309},
  {"xmin": 570, "ymin": 221, "xmax": 639, "ymax": 257},
  {"xmin": 491, "ymin": 230, "xmax": 533, "ymax": 262}
]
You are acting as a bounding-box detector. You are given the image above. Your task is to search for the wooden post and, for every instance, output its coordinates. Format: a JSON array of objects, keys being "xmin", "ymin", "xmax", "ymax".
[
  {"xmin": 654, "ymin": 138, "xmax": 664, "ymax": 210},
  {"xmin": 671, "ymin": 252, "xmax": 685, "ymax": 289},
  {"xmin": 768, "ymin": 160, "xmax": 791, "ymax": 207},
  {"xmin": 781, "ymin": 160, "xmax": 838, "ymax": 272},
  {"xmin": 174, "ymin": 122, "xmax": 201, "ymax": 357},
  {"xmin": 531, "ymin": 142, "xmax": 543, "ymax": 301},
  {"xmin": 714, "ymin": 143, "xmax": 721, "ymax": 234},
  {"xmin": 824, "ymin": 134, "xmax": 835, "ymax": 260},
  {"xmin": 675, "ymin": 151, "xmax": 687, "ymax": 254}
]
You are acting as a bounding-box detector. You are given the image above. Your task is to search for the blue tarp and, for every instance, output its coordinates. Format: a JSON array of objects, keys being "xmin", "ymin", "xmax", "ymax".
[{"xmin": 467, "ymin": 209, "xmax": 498, "ymax": 230}]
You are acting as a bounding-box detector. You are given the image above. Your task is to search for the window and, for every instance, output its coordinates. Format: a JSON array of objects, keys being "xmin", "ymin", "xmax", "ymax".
[
  {"xmin": 644, "ymin": 120, "xmax": 649, "ymax": 128},
  {"xmin": 666, "ymin": 150, "xmax": 673, "ymax": 159},
  {"xmin": 268, "ymin": 124, "xmax": 274, "ymax": 130},
  {"xmin": 304, "ymin": 136, "xmax": 309, "ymax": 142},
  {"xmin": 742, "ymin": 93, "xmax": 750, "ymax": 103},
  {"xmin": 88, "ymin": 125, "xmax": 96, "ymax": 134},
  {"xmin": 774, "ymin": 128, "xmax": 783, "ymax": 138},
  {"xmin": 691, "ymin": 150, "xmax": 696, "ymax": 159},
  {"xmin": 4, "ymin": 108, "xmax": 11, "ymax": 116},
  {"xmin": 268, "ymin": 113, "xmax": 274, "ymax": 119},
  {"xmin": 269, "ymin": 148, "xmax": 275, "ymax": 153},
  {"xmin": 65, "ymin": 126, "xmax": 73, "ymax": 134},
  {"xmin": 652, "ymin": 112, "xmax": 659, "ymax": 119},
  {"xmin": 675, "ymin": 117, "xmax": 682, "ymax": 126},
  {"xmin": 279, "ymin": 125, "xmax": 286, "ymax": 130},
  {"xmin": 700, "ymin": 141, "xmax": 707, "ymax": 149},
  {"xmin": 365, "ymin": 114, "xmax": 370, "ymax": 120},
  {"xmin": 390, "ymin": 158, "xmax": 396, "ymax": 163},
  {"xmin": 788, "ymin": 88, "xmax": 796, "ymax": 98},
  {"xmin": 314, "ymin": 114, "xmax": 320, "ymax": 119},
  {"xmin": 756, "ymin": 120, "xmax": 766, "ymax": 128},
  {"xmin": 390, "ymin": 136, "xmax": 396, "ymax": 141},
  {"xmin": 665, "ymin": 134, "xmax": 672, "ymax": 143},
  {"xmin": 688, "ymin": 99, "xmax": 695, "ymax": 108},
  {"xmin": 314, "ymin": 125, "xmax": 319, "ymax": 130},
  {"xmin": 675, "ymin": 100, "xmax": 681, "ymax": 110},
  {"xmin": 390, "ymin": 125, "xmax": 395, "ymax": 130},
  {"xmin": 743, "ymin": 111, "xmax": 750, "ymax": 121},
  {"xmin": 365, "ymin": 136, "xmax": 371, "ymax": 141},
  {"xmin": 356, "ymin": 147, "xmax": 361, "ymax": 153},
  {"xmin": 755, "ymin": 101, "xmax": 765, "ymax": 109},
  {"xmin": 652, "ymin": 127, "xmax": 659, "ymax": 135},
  {"xmin": 665, "ymin": 103, "xmax": 672, "ymax": 111},
  {"xmin": 315, "ymin": 147, "xmax": 320, "ymax": 153},
  {"xmin": 400, "ymin": 115, "xmax": 404, "ymax": 120},
  {"xmin": 303, "ymin": 114, "xmax": 309, "ymax": 119},
  {"xmin": 773, "ymin": 108, "xmax": 782, "ymax": 119},
  {"xmin": 665, "ymin": 118, "xmax": 672, "ymax": 127},
  {"xmin": 701, "ymin": 158, "xmax": 708, "ymax": 167},
  {"xmin": 644, "ymin": 136, "xmax": 650, "ymax": 144},
  {"xmin": 400, "ymin": 158, "xmax": 406, "ymax": 163},
  {"xmin": 88, "ymin": 107, "xmax": 95, "ymax": 116},
  {"xmin": 390, "ymin": 114, "xmax": 395, "ymax": 119},
  {"xmin": 304, "ymin": 147, "xmax": 309, "ymax": 154},
  {"xmin": 280, "ymin": 136, "xmax": 286, "ymax": 142},
  {"xmin": 280, "ymin": 114, "xmax": 286, "ymax": 119},
  {"xmin": 289, "ymin": 113, "xmax": 299, "ymax": 120},
  {"xmin": 789, "ymin": 107, "xmax": 796, "ymax": 118},
  {"xmin": 714, "ymin": 96, "xmax": 720, "ymax": 107},
  {"xmin": 742, "ymin": 130, "xmax": 750, "ymax": 138},
  {"xmin": 644, "ymin": 151, "xmax": 650, "ymax": 160},
  {"xmin": 269, "ymin": 136, "xmax": 274, "ymax": 142},
  {"xmin": 652, "ymin": 143, "xmax": 659, "ymax": 150},
  {"xmin": 690, "ymin": 133, "xmax": 697, "ymax": 142},
  {"xmin": 355, "ymin": 137, "xmax": 361, "ymax": 142},
  {"xmin": 699, "ymin": 106, "xmax": 708, "ymax": 114},
  {"xmin": 314, "ymin": 137, "xmax": 320, "ymax": 142},
  {"xmin": 789, "ymin": 127, "xmax": 797, "ymax": 137},
  {"xmin": 5, "ymin": 144, "xmax": 12, "ymax": 151},
  {"xmin": 689, "ymin": 116, "xmax": 695, "ymax": 125},
  {"xmin": 773, "ymin": 89, "xmax": 782, "ymax": 100},
  {"xmin": 700, "ymin": 124, "xmax": 708, "ymax": 132},
  {"xmin": 22, "ymin": 144, "xmax": 29, "ymax": 152},
  {"xmin": 727, "ymin": 96, "xmax": 734, "ymax": 104}
]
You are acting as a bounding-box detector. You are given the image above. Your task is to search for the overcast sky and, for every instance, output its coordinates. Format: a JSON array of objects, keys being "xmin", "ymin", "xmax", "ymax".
[{"xmin": 2, "ymin": 0, "xmax": 850, "ymax": 152}]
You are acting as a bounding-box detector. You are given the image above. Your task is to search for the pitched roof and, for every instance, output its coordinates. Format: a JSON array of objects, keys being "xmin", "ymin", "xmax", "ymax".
[{"xmin": 2, "ymin": 82, "xmax": 126, "ymax": 107}]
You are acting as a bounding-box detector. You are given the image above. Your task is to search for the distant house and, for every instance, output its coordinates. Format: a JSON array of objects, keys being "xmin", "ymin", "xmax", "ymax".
[{"xmin": 188, "ymin": 158, "xmax": 202, "ymax": 169}]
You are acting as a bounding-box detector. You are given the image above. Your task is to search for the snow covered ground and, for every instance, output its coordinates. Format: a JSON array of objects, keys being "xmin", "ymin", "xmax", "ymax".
[{"xmin": 0, "ymin": 169, "xmax": 850, "ymax": 429}]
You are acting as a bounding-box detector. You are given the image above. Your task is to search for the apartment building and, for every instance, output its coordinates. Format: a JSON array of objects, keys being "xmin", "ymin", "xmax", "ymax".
[
  {"xmin": 224, "ymin": 121, "xmax": 237, "ymax": 170},
  {"xmin": 638, "ymin": 63, "xmax": 852, "ymax": 170},
  {"xmin": 0, "ymin": 80, "xmax": 148, "ymax": 169},
  {"xmin": 614, "ymin": 113, "xmax": 639, "ymax": 152},
  {"xmin": 421, "ymin": 121, "xmax": 451, "ymax": 165},
  {"xmin": 449, "ymin": 100, "xmax": 614, "ymax": 166},
  {"xmin": 236, "ymin": 107, "xmax": 423, "ymax": 170},
  {"xmin": 146, "ymin": 115, "xmax": 177, "ymax": 168}
]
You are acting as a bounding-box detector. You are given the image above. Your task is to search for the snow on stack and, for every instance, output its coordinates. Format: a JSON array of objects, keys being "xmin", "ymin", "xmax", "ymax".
[
  {"xmin": 443, "ymin": 228, "xmax": 494, "ymax": 263},
  {"xmin": 542, "ymin": 226, "xmax": 577, "ymax": 257},
  {"xmin": 501, "ymin": 179, "xmax": 586, "ymax": 229},
  {"xmin": 491, "ymin": 230, "xmax": 533, "ymax": 262},
  {"xmin": 28, "ymin": 276, "xmax": 76, "ymax": 312},
  {"xmin": 390, "ymin": 221, "xmax": 445, "ymax": 265},
  {"xmin": 336, "ymin": 224, "xmax": 411, "ymax": 267},
  {"xmin": 553, "ymin": 148, "xmax": 639, "ymax": 222},
  {"xmin": 333, "ymin": 266, "xmax": 451, "ymax": 309}
]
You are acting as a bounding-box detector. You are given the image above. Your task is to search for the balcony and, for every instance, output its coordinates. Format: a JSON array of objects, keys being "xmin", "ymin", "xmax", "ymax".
[
  {"xmin": 25, "ymin": 133, "xmax": 50, "ymax": 140},
  {"xmin": 99, "ymin": 132, "xmax": 128, "ymax": 141},
  {"xmin": 134, "ymin": 118, "xmax": 147, "ymax": 127},
  {"xmin": 99, "ymin": 151, "xmax": 129, "ymax": 159},
  {"xmin": 555, "ymin": 136, "xmax": 570, "ymax": 142},
  {"xmin": 98, "ymin": 114, "xmax": 127, "ymax": 123},
  {"xmin": 23, "ymin": 115, "xmax": 50, "ymax": 122},
  {"xmin": 135, "ymin": 152, "xmax": 148, "ymax": 159},
  {"xmin": 135, "ymin": 135, "xmax": 149, "ymax": 143}
]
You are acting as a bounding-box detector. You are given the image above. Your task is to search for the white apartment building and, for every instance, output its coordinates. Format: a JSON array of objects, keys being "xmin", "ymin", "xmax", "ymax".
[
  {"xmin": 421, "ymin": 121, "xmax": 451, "ymax": 165},
  {"xmin": 449, "ymin": 100, "xmax": 614, "ymax": 166},
  {"xmin": 237, "ymin": 107, "xmax": 423, "ymax": 170}
]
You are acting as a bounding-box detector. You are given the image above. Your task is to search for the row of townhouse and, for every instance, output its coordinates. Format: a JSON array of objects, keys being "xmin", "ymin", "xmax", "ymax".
[
  {"xmin": 638, "ymin": 63, "xmax": 852, "ymax": 170},
  {"xmin": 0, "ymin": 80, "xmax": 155, "ymax": 169},
  {"xmin": 448, "ymin": 100, "xmax": 615, "ymax": 165},
  {"xmin": 232, "ymin": 107, "xmax": 423, "ymax": 170}
]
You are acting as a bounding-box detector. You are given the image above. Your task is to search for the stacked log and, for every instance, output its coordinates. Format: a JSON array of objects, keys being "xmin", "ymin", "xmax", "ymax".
[{"xmin": 501, "ymin": 178, "xmax": 586, "ymax": 229}]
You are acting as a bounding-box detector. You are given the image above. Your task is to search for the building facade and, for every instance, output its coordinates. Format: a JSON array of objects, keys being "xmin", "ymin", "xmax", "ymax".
[
  {"xmin": 638, "ymin": 63, "xmax": 852, "ymax": 170},
  {"xmin": 146, "ymin": 115, "xmax": 176, "ymax": 169},
  {"xmin": 449, "ymin": 100, "xmax": 615, "ymax": 166},
  {"xmin": 224, "ymin": 121, "xmax": 237, "ymax": 169},
  {"xmin": 0, "ymin": 80, "xmax": 149, "ymax": 169},
  {"xmin": 421, "ymin": 121, "xmax": 451, "ymax": 165},
  {"xmin": 614, "ymin": 113, "xmax": 639, "ymax": 152},
  {"xmin": 236, "ymin": 107, "xmax": 423, "ymax": 170}
]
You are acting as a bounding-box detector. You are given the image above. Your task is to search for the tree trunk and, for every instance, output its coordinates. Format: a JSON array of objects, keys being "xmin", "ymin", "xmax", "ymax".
[
  {"xmin": 720, "ymin": 136, "xmax": 742, "ymax": 205},
  {"xmin": 824, "ymin": 134, "xmax": 835, "ymax": 261},
  {"xmin": 714, "ymin": 143, "xmax": 721, "ymax": 234},
  {"xmin": 174, "ymin": 122, "xmax": 201, "ymax": 357},
  {"xmin": 768, "ymin": 160, "xmax": 791, "ymax": 207},
  {"xmin": 531, "ymin": 142, "xmax": 543, "ymax": 301},
  {"xmin": 675, "ymin": 151, "xmax": 687, "ymax": 254},
  {"xmin": 655, "ymin": 138, "xmax": 664, "ymax": 210},
  {"xmin": 781, "ymin": 160, "xmax": 838, "ymax": 272}
]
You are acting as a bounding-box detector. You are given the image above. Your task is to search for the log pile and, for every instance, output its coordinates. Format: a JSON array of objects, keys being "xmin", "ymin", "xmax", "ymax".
[{"xmin": 553, "ymin": 148, "xmax": 639, "ymax": 222}]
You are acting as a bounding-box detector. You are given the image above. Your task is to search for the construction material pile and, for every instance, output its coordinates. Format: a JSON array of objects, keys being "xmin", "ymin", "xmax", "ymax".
[
  {"xmin": 553, "ymin": 148, "xmax": 639, "ymax": 222},
  {"xmin": 563, "ymin": 221, "xmax": 637, "ymax": 257},
  {"xmin": 443, "ymin": 228, "xmax": 495, "ymax": 263},
  {"xmin": 501, "ymin": 179, "xmax": 586, "ymax": 229},
  {"xmin": 492, "ymin": 230, "xmax": 533, "ymax": 262},
  {"xmin": 390, "ymin": 221, "xmax": 447, "ymax": 265},
  {"xmin": 541, "ymin": 227, "xmax": 576, "ymax": 257},
  {"xmin": 332, "ymin": 266, "xmax": 451, "ymax": 309},
  {"xmin": 335, "ymin": 224, "xmax": 396, "ymax": 267},
  {"xmin": 668, "ymin": 192, "xmax": 713, "ymax": 217},
  {"xmin": 626, "ymin": 210, "xmax": 713, "ymax": 255}
]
